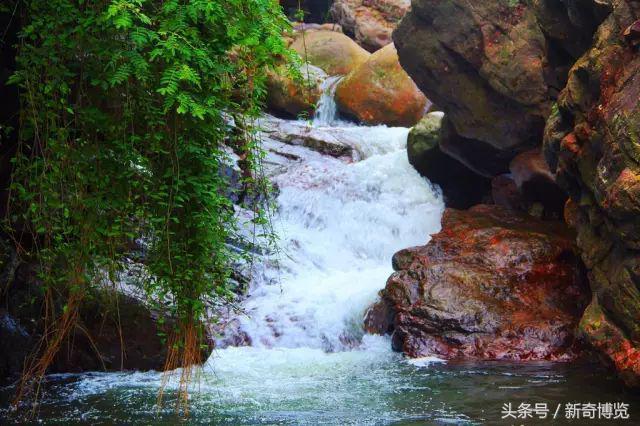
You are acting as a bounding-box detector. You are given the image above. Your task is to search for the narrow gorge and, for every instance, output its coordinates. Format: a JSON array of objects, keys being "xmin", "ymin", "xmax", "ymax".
[{"xmin": 1, "ymin": 0, "xmax": 640, "ymax": 424}]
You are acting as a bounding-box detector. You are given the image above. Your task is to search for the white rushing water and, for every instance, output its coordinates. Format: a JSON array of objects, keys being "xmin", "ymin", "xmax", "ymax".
[
  {"xmin": 233, "ymin": 123, "xmax": 443, "ymax": 351},
  {"xmin": 222, "ymin": 79, "xmax": 444, "ymax": 351},
  {"xmin": 313, "ymin": 75, "xmax": 344, "ymax": 126},
  {"xmin": 5, "ymin": 68, "xmax": 634, "ymax": 426},
  {"xmin": 41, "ymin": 81, "xmax": 449, "ymax": 425}
]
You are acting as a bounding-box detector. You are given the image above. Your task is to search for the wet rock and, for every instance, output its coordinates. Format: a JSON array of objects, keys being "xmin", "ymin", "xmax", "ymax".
[
  {"xmin": 0, "ymin": 259, "xmax": 212, "ymax": 384},
  {"xmin": 335, "ymin": 43, "xmax": 427, "ymax": 127},
  {"xmin": 393, "ymin": 0, "xmax": 610, "ymax": 209},
  {"xmin": 0, "ymin": 310, "xmax": 34, "ymax": 383},
  {"xmin": 290, "ymin": 30, "xmax": 370, "ymax": 76},
  {"xmin": 260, "ymin": 116, "xmax": 354, "ymax": 158},
  {"xmin": 383, "ymin": 0, "xmax": 640, "ymax": 387},
  {"xmin": 363, "ymin": 300, "xmax": 395, "ymax": 335},
  {"xmin": 54, "ymin": 292, "xmax": 174, "ymax": 373},
  {"xmin": 543, "ymin": 0, "xmax": 640, "ymax": 388},
  {"xmin": 330, "ymin": 0, "xmax": 410, "ymax": 51},
  {"xmin": 266, "ymin": 63, "xmax": 326, "ymax": 118},
  {"xmin": 394, "ymin": 0, "xmax": 552, "ymax": 154},
  {"xmin": 579, "ymin": 298, "xmax": 640, "ymax": 388},
  {"xmin": 407, "ymin": 113, "xmax": 492, "ymax": 209},
  {"xmin": 366, "ymin": 205, "xmax": 589, "ymax": 361}
]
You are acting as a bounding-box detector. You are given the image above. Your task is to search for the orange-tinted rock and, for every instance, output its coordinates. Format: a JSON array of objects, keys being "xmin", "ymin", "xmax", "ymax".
[
  {"xmin": 266, "ymin": 63, "xmax": 326, "ymax": 118},
  {"xmin": 335, "ymin": 43, "xmax": 427, "ymax": 127},
  {"xmin": 330, "ymin": 0, "xmax": 410, "ymax": 51},
  {"xmin": 366, "ymin": 204, "xmax": 589, "ymax": 361},
  {"xmin": 290, "ymin": 30, "xmax": 370, "ymax": 76}
]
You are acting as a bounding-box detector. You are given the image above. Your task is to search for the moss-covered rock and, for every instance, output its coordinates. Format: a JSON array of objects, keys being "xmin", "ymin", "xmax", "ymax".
[
  {"xmin": 579, "ymin": 299, "xmax": 640, "ymax": 388},
  {"xmin": 407, "ymin": 112, "xmax": 441, "ymax": 160},
  {"xmin": 543, "ymin": 1, "xmax": 640, "ymax": 388}
]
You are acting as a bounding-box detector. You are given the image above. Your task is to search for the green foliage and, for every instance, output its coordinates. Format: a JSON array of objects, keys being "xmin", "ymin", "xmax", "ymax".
[{"xmin": 8, "ymin": 0, "xmax": 290, "ymax": 350}]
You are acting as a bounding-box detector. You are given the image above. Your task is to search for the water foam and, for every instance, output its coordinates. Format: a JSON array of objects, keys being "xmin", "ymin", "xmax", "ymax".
[
  {"xmin": 235, "ymin": 133, "xmax": 444, "ymax": 350},
  {"xmin": 27, "ymin": 84, "xmax": 447, "ymax": 424},
  {"xmin": 313, "ymin": 75, "xmax": 343, "ymax": 126}
]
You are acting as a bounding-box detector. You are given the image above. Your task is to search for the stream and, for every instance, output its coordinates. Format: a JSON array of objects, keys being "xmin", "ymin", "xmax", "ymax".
[{"xmin": 1, "ymin": 84, "xmax": 638, "ymax": 425}]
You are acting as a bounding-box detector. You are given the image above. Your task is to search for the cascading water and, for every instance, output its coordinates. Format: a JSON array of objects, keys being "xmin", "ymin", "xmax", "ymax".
[
  {"xmin": 232, "ymin": 118, "xmax": 444, "ymax": 351},
  {"xmin": 312, "ymin": 75, "xmax": 343, "ymax": 126},
  {"xmin": 6, "ymin": 79, "xmax": 634, "ymax": 425}
]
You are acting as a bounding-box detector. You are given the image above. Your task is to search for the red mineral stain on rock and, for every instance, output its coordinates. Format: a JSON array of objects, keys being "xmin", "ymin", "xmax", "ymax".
[
  {"xmin": 365, "ymin": 204, "xmax": 589, "ymax": 361},
  {"xmin": 580, "ymin": 299, "xmax": 640, "ymax": 388}
]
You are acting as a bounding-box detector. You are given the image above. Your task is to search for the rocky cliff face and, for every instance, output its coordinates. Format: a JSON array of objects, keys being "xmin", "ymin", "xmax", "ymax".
[
  {"xmin": 544, "ymin": 1, "xmax": 640, "ymax": 387},
  {"xmin": 393, "ymin": 0, "xmax": 640, "ymax": 387},
  {"xmin": 394, "ymin": 0, "xmax": 609, "ymax": 209}
]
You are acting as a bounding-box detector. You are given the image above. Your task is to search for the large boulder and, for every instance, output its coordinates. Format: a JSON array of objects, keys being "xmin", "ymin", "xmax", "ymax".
[
  {"xmin": 290, "ymin": 30, "xmax": 370, "ymax": 76},
  {"xmin": 366, "ymin": 205, "xmax": 589, "ymax": 361},
  {"xmin": 330, "ymin": 0, "xmax": 410, "ymax": 51},
  {"xmin": 335, "ymin": 43, "xmax": 427, "ymax": 127},
  {"xmin": 394, "ymin": 0, "xmax": 552, "ymax": 154},
  {"xmin": 543, "ymin": 1, "xmax": 640, "ymax": 388},
  {"xmin": 393, "ymin": 0, "xmax": 610, "ymax": 208},
  {"xmin": 266, "ymin": 63, "xmax": 326, "ymax": 118},
  {"xmin": 407, "ymin": 113, "xmax": 492, "ymax": 208}
]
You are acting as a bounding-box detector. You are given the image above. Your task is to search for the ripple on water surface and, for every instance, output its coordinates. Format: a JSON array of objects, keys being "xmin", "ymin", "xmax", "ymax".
[
  {"xmin": 1, "ymin": 335, "xmax": 638, "ymax": 425},
  {"xmin": 1, "ymin": 110, "xmax": 637, "ymax": 424}
]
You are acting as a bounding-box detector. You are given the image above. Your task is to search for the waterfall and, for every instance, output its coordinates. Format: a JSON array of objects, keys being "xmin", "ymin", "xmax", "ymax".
[
  {"xmin": 24, "ymin": 79, "xmax": 618, "ymax": 426},
  {"xmin": 44, "ymin": 86, "xmax": 448, "ymax": 424},
  {"xmin": 312, "ymin": 75, "xmax": 344, "ymax": 127},
  {"xmin": 232, "ymin": 120, "xmax": 444, "ymax": 351}
]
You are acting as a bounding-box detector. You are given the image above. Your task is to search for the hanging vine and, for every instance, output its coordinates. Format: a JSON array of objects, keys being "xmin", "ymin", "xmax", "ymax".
[{"xmin": 5, "ymin": 0, "xmax": 292, "ymax": 411}]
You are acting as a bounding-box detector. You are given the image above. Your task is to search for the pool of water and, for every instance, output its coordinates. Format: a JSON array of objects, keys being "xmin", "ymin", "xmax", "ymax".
[
  {"xmin": 1, "ymin": 337, "xmax": 637, "ymax": 425},
  {"xmin": 2, "ymin": 92, "xmax": 637, "ymax": 426}
]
